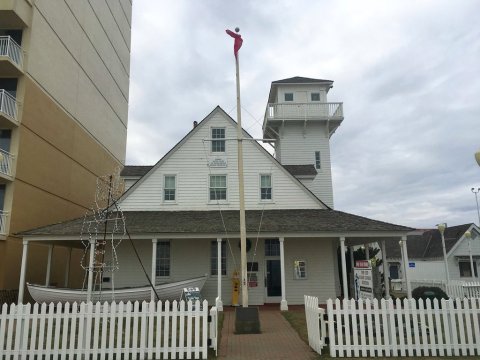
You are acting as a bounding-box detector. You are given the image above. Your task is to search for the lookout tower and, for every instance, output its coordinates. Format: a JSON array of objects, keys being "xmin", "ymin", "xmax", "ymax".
[{"xmin": 262, "ymin": 76, "xmax": 344, "ymax": 208}]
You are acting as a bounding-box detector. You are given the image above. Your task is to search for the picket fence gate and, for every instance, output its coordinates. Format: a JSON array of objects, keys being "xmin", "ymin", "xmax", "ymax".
[
  {"xmin": 305, "ymin": 296, "xmax": 480, "ymax": 358},
  {"xmin": 304, "ymin": 295, "xmax": 326, "ymax": 355},
  {"xmin": 0, "ymin": 299, "xmax": 218, "ymax": 360}
]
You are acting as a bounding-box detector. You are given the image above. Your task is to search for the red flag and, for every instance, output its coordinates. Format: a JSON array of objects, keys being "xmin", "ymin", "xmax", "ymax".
[{"xmin": 226, "ymin": 29, "xmax": 243, "ymax": 58}]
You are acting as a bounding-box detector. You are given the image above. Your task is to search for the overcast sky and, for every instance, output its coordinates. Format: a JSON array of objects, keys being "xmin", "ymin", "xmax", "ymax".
[{"xmin": 126, "ymin": 0, "xmax": 480, "ymax": 229}]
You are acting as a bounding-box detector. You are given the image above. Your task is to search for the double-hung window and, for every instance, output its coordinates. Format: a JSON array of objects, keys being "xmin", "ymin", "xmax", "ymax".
[
  {"xmin": 311, "ymin": 93, "xmax": 320, "ymax": 101},
  {"xmin": 156, "ymin": 241, "xmax": 170, "ymax": 277},
  {"xmin": 164, "ymin": 175, "xmax": 176, "ymax": 201},
  {"xmin": 459, "ymin": 261, "xmax": 478, "ymax": 277},
  {"xmin": 260, "ymin": 174, "xmax": 272, "ymax": 200},
  {"xmin": 211, "ymin": 240, "xmax": 227, "ymax": 275},
  {"xmin": 284, "ymin": 93, "xmax": 293, "ymax": 102},
  {"xmin": 315, "ymin": 151, "xmax": 321, "ymax": 170},
  {"xmin": 210, "ymin": 175, "xmax": 227, "ymax": 201},
  {"xmin": 211, "ymin": 128, "xmax": 225, "ymax": 153}
]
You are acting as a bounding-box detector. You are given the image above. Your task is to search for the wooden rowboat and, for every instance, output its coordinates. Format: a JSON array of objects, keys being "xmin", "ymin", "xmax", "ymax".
[{"xmin": 27, "ymin": 275, "xmax": 208, "ymax": 303}]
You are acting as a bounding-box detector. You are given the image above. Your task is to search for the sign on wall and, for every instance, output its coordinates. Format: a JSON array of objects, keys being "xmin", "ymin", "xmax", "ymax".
[{"xmin": 354, "ymin": 260, "xmax": 374, "ymax": 300}]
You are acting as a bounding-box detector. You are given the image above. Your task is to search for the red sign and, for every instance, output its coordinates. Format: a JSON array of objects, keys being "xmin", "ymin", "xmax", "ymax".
[{"xmin": 355, "ymin": 260, "xmax": 370, "ymax": 268}]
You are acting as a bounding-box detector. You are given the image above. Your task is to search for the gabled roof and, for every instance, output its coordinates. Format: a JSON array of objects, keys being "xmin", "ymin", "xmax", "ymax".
[
  {"xmin": 118, "ymin": 106, "xmax": 331, "ymax": 209},
  {"xmin": 120, "ymin": 166, "xmax": 153, "ymax": 177},
  {"xmin": 283, "ymin": 164, "xmax": 317, "ymax": 177},
  {"xmin": 19, "ymin": 209, "xmax": 413, "ymax": 237},
  {"xmin": 386, "ymin": 223, "xmax": 477, "ymax": 260},
  {"xmin": 272, "ymin": 76, "xmax": 333, "ymax": 84}
]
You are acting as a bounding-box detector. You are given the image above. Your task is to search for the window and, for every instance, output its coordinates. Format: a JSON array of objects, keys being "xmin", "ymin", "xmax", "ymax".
[
  {"xmin": 311, "ymin": 93, "xmax": 320, "ymax": 101},
  {"xmin": 459, "ymin": 261, "xmax": 478, "ymax": 277},
  {"xmin": 211, "ymin": 241, "xmax": 227, "ymax": 275},
  {"xmin": 294, "ymin": 260, "xmax": 307, "ymax": 279},
  {"xmin": 265, "ymin": 239, "xmax": 280, "ymax": 256},
  {"xmin": 260, "ymin": 174, "xmax": 272, "ymax": 200},
  {"xmin": 210, "ymin": 175, "xmax": 227, "ymax": 201},
  {"xmin": 284, "ymin": 93, "xmax": 293, "ymax": 101},
  {"xmin": 156, "ymin": 241, "xmax": 170, "ymax": 277},
  {"xmin": 164, "ymin": 175, "xmax": 176, "ymax": 201},
  {"xmin": 315, "ymin": 151, "xmax": 321, "ymax": 170},
  {"xmin": 211, "ymin": 128, "xmax": 225, "ymax": 153}
]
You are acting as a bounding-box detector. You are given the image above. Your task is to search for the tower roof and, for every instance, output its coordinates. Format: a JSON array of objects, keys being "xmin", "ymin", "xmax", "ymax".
[{"xmin": 272, "ymin": 76, "xmax": 333, "ymax": 84}]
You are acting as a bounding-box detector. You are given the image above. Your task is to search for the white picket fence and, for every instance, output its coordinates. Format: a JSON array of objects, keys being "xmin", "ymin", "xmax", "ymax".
[
  {"xmin": 327, "ymin": 298, "xmax": 480, "ymax": 358},
  {"xmin": 0, "ymin": 300, "xmax": 218, "ymax": 359},
  {"xmin": 397, "ymin": 279, "xmax": 480, "ymax": 299},
  {"xmin": 304, "ymin": 295, "xmax": 326, "ymax": 355}
]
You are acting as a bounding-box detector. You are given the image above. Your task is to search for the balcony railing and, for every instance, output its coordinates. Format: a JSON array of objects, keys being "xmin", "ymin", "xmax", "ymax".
[
  {"xmin": 265, "ymin": 102, "xmax": 344, "ymax": 121},
  {"xmin": 0, "ymin": 148, "xmax": 14, "ymax": 178},
  {"xmin": 0, "ymin": 210, "xmax": 8, "ymax": 235},
  {"xmin": 0, "ymin": 89, "xmax": 18, "ymax": 122},
  {"xmin": 0, "ymin": 36, "xmax": 23, "ymax": 68}
]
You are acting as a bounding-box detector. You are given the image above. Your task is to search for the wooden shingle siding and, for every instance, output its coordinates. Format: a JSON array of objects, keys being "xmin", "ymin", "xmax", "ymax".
[{"xmin": 119, "ymin": 111, "xmax": 324, "ymax": 211}]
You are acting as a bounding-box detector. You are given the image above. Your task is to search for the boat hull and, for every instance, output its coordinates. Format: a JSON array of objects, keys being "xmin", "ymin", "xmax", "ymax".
[{"xmin": 27, "ymin": 276, "xmax": 208, "ymax": 304}]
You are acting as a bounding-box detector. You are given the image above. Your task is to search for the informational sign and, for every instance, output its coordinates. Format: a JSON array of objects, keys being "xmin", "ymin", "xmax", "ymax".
[
  {"xmin": 181, "ymin": 287, "xmax": 202, "ymax": 302},
  {"xmin": 247, "ymin": 272, "xmax": 258, "ymax": 287},
  {"xmin": 409, "ymin": 262, "xmax": 416, "ymax": 268},
  {"xmin": 208, "ymin": 156, "xmax": 228, "ymax": 168},
  {"xmin": 354, "ymin": 261, "xmax": 373, "ymax": 300}
]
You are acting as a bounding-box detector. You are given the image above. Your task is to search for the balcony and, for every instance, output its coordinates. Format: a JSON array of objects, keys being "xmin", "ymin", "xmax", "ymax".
[
  {"xmin": 0, "ymin": 36, "xmax": 23, "ymax": 75},
  {"xmin": 265, "ymin": 102, "xmax": 344, "ymax": 121},
  {"xmin": 0, "ymin": 210, "xmax": 8, "ymax": 235},
  {"xmin": 0, "ymin": 90, "xmax": 18, "ymax": 127},
  {"xmin": 0, "ymin": 148, "xmax": 14, "ymax": 180},
  {"xmin": 0, "ymin": 0, "xmax": 32, "ymax": 28}
]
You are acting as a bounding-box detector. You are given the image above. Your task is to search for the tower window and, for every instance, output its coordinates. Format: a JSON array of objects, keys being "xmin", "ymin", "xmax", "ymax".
[
  {"xmin": 311, "ymin": 93, "xmax": 320, "ymax": 101},
  {"xmin": 284, "ymin": 93, "xmax": 293, "ymax": 102},
  {"xmin": 315, "ymin": 151, "xmax": 321, "ymax": 169},
  {"xmin": 211, "ymin": 128, "xmax": 225, "ymax": 152}
]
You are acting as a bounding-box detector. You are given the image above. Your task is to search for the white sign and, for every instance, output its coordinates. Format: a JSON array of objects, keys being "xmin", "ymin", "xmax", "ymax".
[
  {"xmin": 354, "ymin": 266, "xmax": 374, "ymax": 300},
  {"xmin": 208, "ymin": 156, "xmax": 228, "ymax": 168}
]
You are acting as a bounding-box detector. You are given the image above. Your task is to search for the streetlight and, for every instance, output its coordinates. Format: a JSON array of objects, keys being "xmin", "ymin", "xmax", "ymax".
[
  {"xmin": 464, "ymin": 230, "xmax": 476, "ymax": 279},
  {"xmin": 437, "ymin": 223, "xmax": 450, "ymax": 284},
  {"xmin": 472, "ymin": 188, "xmax": 480, "ymax": 226}
]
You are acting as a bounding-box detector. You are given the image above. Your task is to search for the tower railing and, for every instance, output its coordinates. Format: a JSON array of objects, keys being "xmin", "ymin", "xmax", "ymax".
[
  {"xmin": 265, "ymin": 102, "xmax": 343, "ymax": 120},
  {"xmin": 0, "ymin": 89, "xmax": 18, "ymax": 122},
  {"xmin": 0, "ymin": 36, "xmax": 23, "ymax": 68}
]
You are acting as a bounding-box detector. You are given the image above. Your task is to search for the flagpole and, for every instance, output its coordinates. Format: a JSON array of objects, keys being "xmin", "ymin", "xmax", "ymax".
[{"xmin": 235, "ymin": 52, "xmax": 248, "ymax": 308}]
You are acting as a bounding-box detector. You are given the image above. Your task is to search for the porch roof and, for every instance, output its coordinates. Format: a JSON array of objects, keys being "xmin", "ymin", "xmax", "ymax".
[{"xmin": 19, "ymin": 209, "xmax": 412, "ymax": 237}]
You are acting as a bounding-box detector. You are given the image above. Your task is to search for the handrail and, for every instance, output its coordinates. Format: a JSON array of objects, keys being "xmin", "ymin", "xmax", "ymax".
[
  {"xmin": 0, "ymin": 89, "xmax": 18, "ymax": 121},
  {"xmin": 0, "ymin": 148, "xmax": 14, "ymax": 178},
  {"xmin": 265, "ymin": 102, "xmax": 343, "ymax": 120},
  {"xmin": 0, "ymin": 210, "xmax": 9, "ymax": 235},
  {"xmin": 0, "ymin": 36, "xmax": 23, "ymax": 68}
]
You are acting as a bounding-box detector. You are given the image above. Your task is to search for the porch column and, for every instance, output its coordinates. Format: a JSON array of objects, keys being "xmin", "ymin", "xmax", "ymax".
[
  {"xmin": 381, "ymin": 240, "xmax": 390, "ymax": 299},
  {"xmin": 64, "ymin": 247, "xmax": 72, "ymax": 287},
  {"xmin": 350, "ymin": 246, "xmax": 355, "ymax": 270},
  {"xmin": 400, "ymin": 236, "xmax": 412, "ymax": 298},
  {"xmin": 17, "ymin": 240, "xmax": 29, "ymax": 304},
  {"xmin": 216, "ymin": 238, "xmax": 223, "ymax": 311},
  {"xmin": 45, "ymin": 244, "xmax": 53, "ymax": 286},
  {"xmin": 340, "ymin": 237, "xmax": 348, "ymax": 299},
  {"xmin": 87, "ymin": 239, "xmax": 96, "ymax": 302},
  {"xmin": 151, "ymin": 239, "xmax": 158, "ymax": 302},
  {"xmin": 279, "ymin": 237, "xmax": 288, "ymax": 310},
  {"xmin": 365, "ymin": 243, "xmax": 370, "ymax": 261}
]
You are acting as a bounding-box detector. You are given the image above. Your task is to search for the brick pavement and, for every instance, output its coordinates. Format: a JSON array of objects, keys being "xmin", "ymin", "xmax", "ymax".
[{"xmin": 217, "ymin": 307, "xmax": 318, "ymax": 360}]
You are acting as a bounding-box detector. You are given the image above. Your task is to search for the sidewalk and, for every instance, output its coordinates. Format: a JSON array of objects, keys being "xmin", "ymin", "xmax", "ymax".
[{"xmin": 217, "ymin": 307, "xmax": 317, "ymax": 360}]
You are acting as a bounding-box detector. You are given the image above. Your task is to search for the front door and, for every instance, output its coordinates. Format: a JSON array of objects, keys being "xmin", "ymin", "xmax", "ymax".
[{"xmin": 266, "ymin": 259, "xmax": 282, "ymax": 301}]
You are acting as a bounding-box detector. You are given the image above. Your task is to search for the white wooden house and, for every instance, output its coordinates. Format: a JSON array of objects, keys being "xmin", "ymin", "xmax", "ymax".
[
  {"xmin": 385, "ymin": 223, "xmax": 480, "ymax": 284},
  {"xmin": 18, "ymin": 77, "xmax": 414, "ymax": 309}
]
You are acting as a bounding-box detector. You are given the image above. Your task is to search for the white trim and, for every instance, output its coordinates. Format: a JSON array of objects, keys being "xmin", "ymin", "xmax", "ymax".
[
  {"xmin": 340, "ymin": 236, "xmax": 348, "ymax": 299},
  {"xmin": 151, "ymin": 238, "xmax": 157, "ymax": 301},
  {"xmin": 17, "ymin": 240, "xmax": 29, "ymax": 304}
]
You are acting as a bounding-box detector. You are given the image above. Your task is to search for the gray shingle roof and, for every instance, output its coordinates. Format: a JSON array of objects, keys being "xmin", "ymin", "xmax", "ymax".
[
  {"xmin": 385, "ymin": 223, "xmax": 473, "ymax": 259},
  {"xmin": 19, "ymin": 209, "xmax": 413, "ymax": 237},
  {"xmin": 272, "ymin": 76, "xmax": 333, "ymax": 84},
  {"xmin": 283, "ymin": 165, "xmax": 317, "ymax": 177},
  {"xmin": 120, "ymin": 166, "xmax": 153, "ymax": 177}
]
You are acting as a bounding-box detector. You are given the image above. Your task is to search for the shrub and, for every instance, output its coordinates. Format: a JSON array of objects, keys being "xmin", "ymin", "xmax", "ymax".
[{"xmin": 412, "ymin": 286, "xmax": 448, "ymax": 303}]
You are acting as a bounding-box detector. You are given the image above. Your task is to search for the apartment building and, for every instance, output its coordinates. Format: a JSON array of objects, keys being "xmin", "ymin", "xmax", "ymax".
[{"xmin": 0, "ymin": 0, "xmax": 131, "ymax": 295}]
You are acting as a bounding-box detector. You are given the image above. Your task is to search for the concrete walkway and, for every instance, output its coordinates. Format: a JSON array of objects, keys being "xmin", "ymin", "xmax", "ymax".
[{"xmin": 217, "ymin": 307, "xmax": 318, "ymax": 360}]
